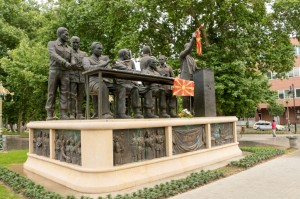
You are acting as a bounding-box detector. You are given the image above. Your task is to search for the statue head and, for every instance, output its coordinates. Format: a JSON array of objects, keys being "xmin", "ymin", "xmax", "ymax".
[
  {"xmin": 142, "ymin": 46, "xmax": 151, "ymax": 55},
  {"xmin": 56, "ymin": 27, "xmax": 69, "ymax": 42},
  {"xmin": 70, "ymin": 36, "xmax": 80, "ymax": 51},
  {"xmin": 158, "ymin": 55, "xmax": 166, "ymax": 65},
  {"xmin": 90, "ymin": 42, "xmax": 103, "ymax": 57},
  {"xmin": 118, "ymin": 49, "xmax": 130, "ymax": 60},
  {"xmin": 147, "ymin": 56, "xmax": 158, "ymax": 70}
]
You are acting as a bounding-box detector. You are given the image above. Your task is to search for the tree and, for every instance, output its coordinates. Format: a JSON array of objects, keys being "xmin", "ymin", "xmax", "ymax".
[
  {"xmin": 0, "ymin": 0, "xmax": 296, "ymax": 121},
  {"xmin": 0, "ymin": 38, "xmax": 48, "ymax": 132},
  {"xmin": 272, "ymin": 0, "xmax": 300, "ymax": 40},
  {"xmin": 267, "ymin": 102, "xmax": 285, "ymax": 122},
  {"xmin": 48, "ymin": 0, "xmax": 294, "ymax": 117}
]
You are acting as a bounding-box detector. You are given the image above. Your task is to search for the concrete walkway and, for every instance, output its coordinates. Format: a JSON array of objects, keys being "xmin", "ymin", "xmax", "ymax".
[{"xmin": 171, "ymin": 134, "xmax": 300, "ymax": 199}]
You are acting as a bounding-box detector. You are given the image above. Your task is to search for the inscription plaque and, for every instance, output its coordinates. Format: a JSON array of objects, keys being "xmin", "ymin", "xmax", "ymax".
[{"xmin": 172, "ymin": 125, "xmax": 206, "ymax": 155}]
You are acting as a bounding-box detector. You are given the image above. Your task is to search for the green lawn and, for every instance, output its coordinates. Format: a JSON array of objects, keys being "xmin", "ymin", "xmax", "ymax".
[
  {"xmin": 0, "ymin": 185, "xmax": 22, "ymax": 199},
  {"xmin": 0, "ymin": 150, "xmax": 28, "ymax": 166},
  {"xmin": 0, "ymin": 150, "xmax": 27, "ymax": 199}
]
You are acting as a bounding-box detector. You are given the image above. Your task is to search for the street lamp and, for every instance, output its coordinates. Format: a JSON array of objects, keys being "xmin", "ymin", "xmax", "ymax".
[
  {"xmin": 290, "ymin": 84, "xmax": 297, "ymax": 133},
  {"xmin": 0, "ymin": 82, "xmax": 14, "ymax": 135},
  {"xmin": 285, "ymin": 99, "xmax": 290, "ymax": 132}
]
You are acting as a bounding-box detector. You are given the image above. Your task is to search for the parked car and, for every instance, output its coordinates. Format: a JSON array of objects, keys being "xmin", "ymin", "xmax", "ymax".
[
  {"xmin": 276, "ymin": 124, "xmax": 285, "ymax": 131},
  {"xmin": 253, "ymin": 121, "xmax": 285, "ymax": 131}
]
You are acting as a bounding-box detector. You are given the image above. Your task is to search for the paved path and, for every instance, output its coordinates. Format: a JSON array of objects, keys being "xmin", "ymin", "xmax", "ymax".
[{"xmin": 171, "ymin": 134, "xmax": 300, "ymax": 199}]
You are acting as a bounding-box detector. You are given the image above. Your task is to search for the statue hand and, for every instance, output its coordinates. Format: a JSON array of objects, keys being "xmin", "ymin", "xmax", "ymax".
[{"xmin": 65, "ymin": 62, "xmax": 72, "ymax": 69}]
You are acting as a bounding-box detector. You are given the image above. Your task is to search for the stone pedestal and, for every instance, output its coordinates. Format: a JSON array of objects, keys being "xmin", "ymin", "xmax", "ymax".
[
  {"xmin": 287, "ymin": 135, "xmax": 298, "ymax": 149},
  {"xmin": 24, "ymin": 117, "xmax": 241, "ymax": 193},
  {"xmin": 193, "ymin": 69, "xmax": 216, "ymax": 117}
]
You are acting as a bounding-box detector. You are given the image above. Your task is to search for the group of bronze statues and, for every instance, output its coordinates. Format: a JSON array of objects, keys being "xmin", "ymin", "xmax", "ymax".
[{"xmin": 45, "ymin": 27, "xmax": 197, "ymax": 120}]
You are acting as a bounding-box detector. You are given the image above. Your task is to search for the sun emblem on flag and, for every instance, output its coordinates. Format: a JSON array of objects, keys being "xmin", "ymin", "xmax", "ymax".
[{"xmin": 172, "ymin": 78, "xmax": 194, "ymax": 96}]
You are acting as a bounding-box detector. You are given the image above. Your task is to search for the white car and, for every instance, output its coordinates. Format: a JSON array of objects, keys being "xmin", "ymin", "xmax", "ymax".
[{"xmin": 253, "ymin": 121, "xmax": 285, "ymax": 131}]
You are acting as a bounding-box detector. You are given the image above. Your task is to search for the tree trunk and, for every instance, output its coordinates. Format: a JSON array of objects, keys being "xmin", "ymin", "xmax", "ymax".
[
  {"xmin": 9, "ymin": 123, "xmax": 15, "ymax": 133},
  {"xmin": 17, "ymin": 112, "xmax": 22, "ymax": 133}
]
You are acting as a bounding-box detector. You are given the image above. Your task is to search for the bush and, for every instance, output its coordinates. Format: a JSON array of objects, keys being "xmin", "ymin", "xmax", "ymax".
[{"xmin": 230, "ymin": 146, "xmax": 285, "ymax": 168}]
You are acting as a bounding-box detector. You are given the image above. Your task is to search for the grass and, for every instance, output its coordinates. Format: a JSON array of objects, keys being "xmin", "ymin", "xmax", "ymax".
[
  {"xmin": 1, "ymin": 132, "xmax": 29, "ymax": 137},
  {"xmin": 0, "ymin": 184, "xmax": 22, "ymax": 199},
  {"xmin": 0, "ymin": 150, "xmax": 28, "ymax": 167},
  {"xmin": 241, "ymin": 128, "xmax": 294, "ymax": 134},
  {"xmin": 0, "ymin": 151, "xmax": 27, "ymax": 199}
]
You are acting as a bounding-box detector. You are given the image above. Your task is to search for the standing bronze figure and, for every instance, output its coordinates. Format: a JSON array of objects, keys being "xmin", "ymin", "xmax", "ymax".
[
  {"xmin": 179, "ymin": 33, "xmax": 198, "ymax": 114},
  {"xmin": 157, "ymin": 55, "xmax": 178, "ymax": 118},
  {"xmin": 69, "ymin": 36, "xmax": 87, "ymax": 119},
  {"xmin": 45, "ymin": 27, "xmax": 72, "ymax": 120}
]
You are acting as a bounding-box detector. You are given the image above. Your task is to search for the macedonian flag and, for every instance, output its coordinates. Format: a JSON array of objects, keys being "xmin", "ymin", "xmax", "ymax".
[
  {"xmin": 172, "ymin": 78, "xmax": 194, "ymax": 96},
  {"xmin": 195, "ymin": 27, "xmax": 202, "ymax": 55}
]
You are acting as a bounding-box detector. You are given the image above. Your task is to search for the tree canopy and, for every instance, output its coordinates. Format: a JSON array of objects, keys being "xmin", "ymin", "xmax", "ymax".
[{"xmin": 0, "ymin": 0, "xmax": 298, "ymax": 129}]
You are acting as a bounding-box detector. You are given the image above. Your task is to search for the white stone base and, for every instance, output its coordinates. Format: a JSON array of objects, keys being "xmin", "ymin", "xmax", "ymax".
[
  {"xmin": 24, "ymin": 117, "xmax": 241, "ymax": 193},
  {"xmin": 24, "ymin": 144, "xmax": 241, "ymax": 193}
]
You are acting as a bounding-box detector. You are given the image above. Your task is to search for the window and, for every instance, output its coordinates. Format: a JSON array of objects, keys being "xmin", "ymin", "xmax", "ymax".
[
  {"xmin": 278, "ymin": 90, "xmax": 284, "ymax": 99},
  {"xmin": 284, "ymin": 90, "xmax": 291, "ymax": 98},
  {"xmin": 278, "ymin": 90, "xmax": 293, "ymax": 99},
  {"xmin": 266, "ymin": 72, "xmax": 272, "ymax": 79},
  {"xmin": 294, "ymin": 46, "xmax": 300, "ymax": 56},
  {"xmin": 296, "ymin": 89, "xmax": 300, "ymax": 98},
  {"xmin": 294, "ymin": 67, "xmax": 300, "ymax": 77},
  {"xmin": 288, "ymin": 70, "xmax": 294, "ymax": 77}
]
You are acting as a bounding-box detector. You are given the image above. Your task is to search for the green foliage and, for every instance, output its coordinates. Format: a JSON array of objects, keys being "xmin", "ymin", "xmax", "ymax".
[
  {"xmin": 0, "ymin": 167, "xmax": 64, "ymax": 199},
  {"xmin": 273, "ymin": 0, "xmax": 300, "ymax": 41},
  {"xmin": 0, "ymin": 38, "xmax": 48, "ymax": 125},
  {"xmin": 267, "ymin": 102, "xmax": 285, "ymax": 116},
  {"xmin": 230, "ymin": 146, "xmax": 285, "ymax": 168},
  {"xmin": 0, "ymin": 0, "xmax": 297, "ymax": 121}
]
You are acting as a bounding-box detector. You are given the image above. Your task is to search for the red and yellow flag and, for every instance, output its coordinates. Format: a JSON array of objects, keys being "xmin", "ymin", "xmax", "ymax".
[
  {"xmin": 195, "ymin": 26, "xmax": 202, "ymax": 55},
  {"xmin": 172, "ymin": 78, "xmax": 194, "ymax": 96}
]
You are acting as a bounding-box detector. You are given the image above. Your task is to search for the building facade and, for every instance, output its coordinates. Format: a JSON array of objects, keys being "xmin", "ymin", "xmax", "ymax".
[{"xmin": 257, "ymin": 38, "xmax": 300, "ymax": 125}]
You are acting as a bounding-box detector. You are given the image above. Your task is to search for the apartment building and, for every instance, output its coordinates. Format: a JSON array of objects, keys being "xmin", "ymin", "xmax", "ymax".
[{"xmin": 257, "ymin": 38, "xmax": 300, "ymax": 125}]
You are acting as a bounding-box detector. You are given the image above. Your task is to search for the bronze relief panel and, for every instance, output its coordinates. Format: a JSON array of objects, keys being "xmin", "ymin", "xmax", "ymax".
[
  {"xmin": 211, "ymin": 123, "xmax": 234, "ymax": 147},
  {"xmin": 113, "ymin": 128, "xmax": 165, "ymax": 166}
]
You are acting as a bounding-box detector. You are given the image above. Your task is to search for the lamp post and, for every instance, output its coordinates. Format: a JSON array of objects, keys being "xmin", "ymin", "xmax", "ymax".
[
  {"xmin": 0, "ymin": 82, "xmax": 14, "ymax": 135},
  {"xmin": 290, "ymin": 84, "xmax": 297, "ymax": 133},
  {"xmin": 286, "ymin": 99, "xmax": 290, "ymax": 132}
]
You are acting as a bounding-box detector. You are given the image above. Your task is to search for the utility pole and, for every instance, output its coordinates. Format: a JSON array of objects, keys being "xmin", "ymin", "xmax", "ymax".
[{"xmin": 290, "ymin": 84, "xmax": 297, "ymax": 133}]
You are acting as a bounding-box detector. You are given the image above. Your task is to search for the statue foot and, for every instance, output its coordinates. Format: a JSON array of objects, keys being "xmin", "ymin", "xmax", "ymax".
[
  {"xmin": 76, "ymin": 114, "xmax": 85, "ymax": 119},
  {"xmin": 134, "ymin": 113, "xmax": 144, "ymax": 119},
  {"xmin": 69, "ymin": 114, "xmax": 75, "ymax": 120},
  {"xmin": 91, "ymin": 113, "xmax": 98, "ymax": 119},
  {"xmin": 102, "ymin": 113, "xmax": 114, "ymax": 119},
  {"xmin": 160, "ymin": 113, "xmax": 170, "ymax": 118},
  {"xmin": 144, "ymin": 113, "xmax": 159, "ymax": 118},
  {"xmin": 46, "ymin": 116, "xmax": 54, "ymax": 121},
  {"xmin": 116, "ymin": 114, "xmax": 132, "ymax": 119},
  {"xmin": 170, "ymin": 111, "xmax": 179, "ymax": 118},
  {"xmin": 60, "ymin": 115, "xmax": 69, "ymax": 120}
]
